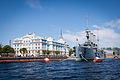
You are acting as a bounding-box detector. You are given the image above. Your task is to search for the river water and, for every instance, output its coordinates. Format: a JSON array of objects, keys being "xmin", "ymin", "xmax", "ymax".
[{"xmin": 0, "ymin": 58, "xmax": 120, "ymax": 80}]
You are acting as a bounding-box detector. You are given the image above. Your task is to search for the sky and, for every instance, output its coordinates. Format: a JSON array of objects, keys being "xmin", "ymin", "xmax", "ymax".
[{"xmin": 0, "ymin": 0, "xmax": 120, "ymax": 48}]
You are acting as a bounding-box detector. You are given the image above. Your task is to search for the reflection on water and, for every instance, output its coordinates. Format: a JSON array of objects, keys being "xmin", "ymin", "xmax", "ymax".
[{"xmin": 0, "ymin": 59, "xmax": 120, "ymax": 80}]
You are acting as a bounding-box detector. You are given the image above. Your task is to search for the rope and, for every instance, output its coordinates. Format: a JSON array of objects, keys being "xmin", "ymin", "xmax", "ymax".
[{"xmin": 81, "ymin": 54, "xmax": 88, "ymax": 62}]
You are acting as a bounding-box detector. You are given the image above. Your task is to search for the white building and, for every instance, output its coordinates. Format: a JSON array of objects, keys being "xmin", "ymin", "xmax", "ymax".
[{"xmin": 13, "ymin": 32, "xmax": 69, "ymax": 56}]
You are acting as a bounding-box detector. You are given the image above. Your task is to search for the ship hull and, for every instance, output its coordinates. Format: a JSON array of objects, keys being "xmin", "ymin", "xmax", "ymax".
[{"xmin": 75, "ymin": 46, "xmax": 105, "ymax": 62}]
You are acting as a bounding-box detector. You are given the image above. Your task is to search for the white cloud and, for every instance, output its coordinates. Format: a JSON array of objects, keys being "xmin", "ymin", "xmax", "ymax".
[
  {"xmin": 63, "ymin": 34, "xmax": 77, "ymax": 42},
  {"xmin": 66, "ymin": 30, "xmax": 71, "ymax": 33},
  {"xmin": 104, "ymin": 19, "xmax": 120, "ymax": 29},
  {"xmin": 63, "ymin": 28, "xmax": 120, "ymax": 48},
  {"xmin": 92, "ymin": 25, "xmax": 101, "ymax": 29},
  {"xmin": 93, "ymin": 28, "xmax": 120, "ymax": 47},
  {"xmin": 26, "ymin": 0, "xmax": 42, "ymax": 9}
]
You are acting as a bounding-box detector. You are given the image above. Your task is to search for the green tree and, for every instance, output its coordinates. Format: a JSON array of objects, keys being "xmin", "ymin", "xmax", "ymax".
[
  {"xmin": 1, "ymin": 45, "xmax": 15, "ymax": 56},
  {"xmin": 0, "ymin": 44, "xmax": 2, "ymax": 54},
  {"xmin": 37, "ymin": 50, "xmax": 40, "ymax": 54},
  {"xmin": 69, "ymin": 49, "xmax": 74, "ymax": 56},
  {"xmin": 37, "ymin": 50, "xmax": 40, "ymax": 56},
  {"xmin": 42, "ymin": 50, "xmax": 47, "ymax": 55},
  {"xmin": 55, "ymin": 51, "xmax": 60, "ymax": 55},
  {"xmin": 46, "ymin": 50, "xmax": 52, "ymax": 55},
  {"xmin": 20, "ymin": 48, "xmax": 27, "ymax": 56}
]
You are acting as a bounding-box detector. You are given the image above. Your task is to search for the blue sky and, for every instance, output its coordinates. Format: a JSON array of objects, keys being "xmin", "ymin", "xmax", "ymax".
[{"xmin": 0, "ymin": 0, "xmax": 120, "ymax": 48}]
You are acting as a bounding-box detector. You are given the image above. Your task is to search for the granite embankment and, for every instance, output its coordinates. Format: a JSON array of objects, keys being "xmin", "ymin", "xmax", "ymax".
[
  {"xmin": 105, "ymin": 56, "xmax": 120, "ymax": 59},
  {"xmin": 0, "ymin": 55, "xmax": 68, "ymax": 63},
  {"xmin": 0, "ymin": 55, "xmax": 119, "ymax": 63}
]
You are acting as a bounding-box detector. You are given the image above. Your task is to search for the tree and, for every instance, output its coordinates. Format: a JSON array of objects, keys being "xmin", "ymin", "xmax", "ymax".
[
  {"xmin": 37, "ymin": 50, "xmax": 40, "ymax": 56},
  {"xmin": 46, "ymin": 50, "xmax": 52, "ymax": 55},
  {"xmin": 55, "ymin": 51, "xmax": 60, "ymax": 55},
  {"xmin": 1, "ymin": 45, "xmax": 15, "ymax": 56},
  {"xmin": 20, "ymin": 48, "xmax": 27, "ymax": 56},
  {"xmin": 37, "ymin": 50, "xmax": 40, "ymax": 54},
  {"xmin": 69, "ymin": 49, "xmax": 74, "ymax": 56},
  {"xmin": 0, "ymin": 44, "xmax": 2, "ymax": 54},
  {"xmin": 42, "ymin": 50, "xmax": 47, "ymax": 55}
]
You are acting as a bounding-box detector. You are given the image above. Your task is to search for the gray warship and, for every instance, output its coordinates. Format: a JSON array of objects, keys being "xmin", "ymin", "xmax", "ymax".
[{"xmin": 73, "ymin": 19, "xmax": 105, "ymax": 61}]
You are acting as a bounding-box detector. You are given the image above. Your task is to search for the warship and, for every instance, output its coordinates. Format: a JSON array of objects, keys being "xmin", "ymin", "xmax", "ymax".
[{"xmin": 73, "ymin": 17, "xmax": 105, "ymax": 61}]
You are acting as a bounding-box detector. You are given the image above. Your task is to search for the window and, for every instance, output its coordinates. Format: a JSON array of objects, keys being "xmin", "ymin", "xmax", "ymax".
[
  {"xmin": 15, "ymin": 40, "xmax": 19, "ymax": 42},
  {"xmin": 35, "ymin": 39, "xmax": 40, "ymax": 42},
  {"xmin": 42, "ymin": 39, "xmax": 47, "ymax": 42}
]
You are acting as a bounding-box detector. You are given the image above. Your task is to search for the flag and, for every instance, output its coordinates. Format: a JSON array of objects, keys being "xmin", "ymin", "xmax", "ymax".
[{"xmin": 76, "ymin": 38, "xmax": 78, "ymax": 41}]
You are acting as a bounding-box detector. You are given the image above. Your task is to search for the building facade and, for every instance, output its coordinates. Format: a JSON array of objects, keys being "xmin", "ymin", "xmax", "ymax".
[
  {"xmin": 103, "ymin": 47, "xmax": 120, "ymax": 57},
  {"xmin": 13, "ymin": 32, "xmax": 69, "ymax": 56}
]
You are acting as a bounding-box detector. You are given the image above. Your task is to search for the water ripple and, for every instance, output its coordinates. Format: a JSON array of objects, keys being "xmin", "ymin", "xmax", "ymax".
[{"xmin": 0, "ymin": 59, "xmax": 120, "ymax": 80}]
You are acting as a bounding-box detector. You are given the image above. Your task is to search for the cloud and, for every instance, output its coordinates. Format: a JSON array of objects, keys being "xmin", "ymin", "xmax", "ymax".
[
  {"xmin": 92, "ymin": 25, "xmax": 101, "ymax": 29},
  {"xmin": 63, "ymin": 27, "xmax": 120, "ymax": 48},
  {"xmin": 104, "ymin": 19, "xmax": 120, "ymax": 29},
  {"xmin": 93, "ymin": 28, "xmax": 120, "ymax": 47},
  {"xmin": 26, "ymin": 0, "xmax": 42, "ymax": 9},
  {"xmin": 65, "ymin": 30, "xmax": 71, "ymax": 33}
]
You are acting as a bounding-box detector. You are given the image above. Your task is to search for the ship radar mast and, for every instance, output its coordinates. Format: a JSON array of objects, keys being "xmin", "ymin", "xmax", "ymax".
[
  {"xmin": 86, "ymin": 14, "xmax": 88, "ymax": 30},
  {"xmin": 86, "ymin": 14, "xmax": 90, "ymax": 41},
  {"xmin": 97, "ymin": 26, "xmax": 99, "ymax": 46}
]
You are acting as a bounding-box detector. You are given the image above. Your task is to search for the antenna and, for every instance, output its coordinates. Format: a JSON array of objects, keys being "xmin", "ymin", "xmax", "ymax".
[
  {"xmin": 86, "ymin": 12, "xmax": 90, "ymax": 41},
  {"xmin": 97, "ymin": 27, "xmax": 99, "ymax": 44},
  {"xmin": 86, "ymin": 12, "xmax": 88, "ymax": 30}
]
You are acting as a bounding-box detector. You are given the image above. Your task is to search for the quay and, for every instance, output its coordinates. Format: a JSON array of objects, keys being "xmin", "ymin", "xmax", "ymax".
[
  {"xmin": 105, "ymin": 56, "xmax": 120, "ymax": 59},
  {"xmin": 0, "ymin": 55, "xmax": 119, "ymax": 63},
  {"xmin": 0, "ymin": 55, "xmax": 68, "ymax": 63}
]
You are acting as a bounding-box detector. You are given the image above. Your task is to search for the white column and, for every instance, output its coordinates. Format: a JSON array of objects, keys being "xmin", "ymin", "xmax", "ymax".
[{"xmin": 40, "ymin": 43, "xmax": 42, "ymax": 55}]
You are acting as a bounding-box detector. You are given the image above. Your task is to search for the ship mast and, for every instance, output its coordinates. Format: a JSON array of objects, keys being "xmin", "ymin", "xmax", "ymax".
[
  {"xmin": 86, "ymin": 14, "xmax": 88, "ymax": 30},
  {"xmin": 86, "ymin": 14, "xmax": 90, "ymax": 41},
  {"xmin": 97, "ymin": 26, "xmax": 99, "ymax": 46}
]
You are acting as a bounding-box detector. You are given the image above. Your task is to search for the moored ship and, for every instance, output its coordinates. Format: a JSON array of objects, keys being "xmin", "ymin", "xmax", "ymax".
[{"xmin": 73, "ymin": 18, "xmax": 105, "ymax": 61}]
